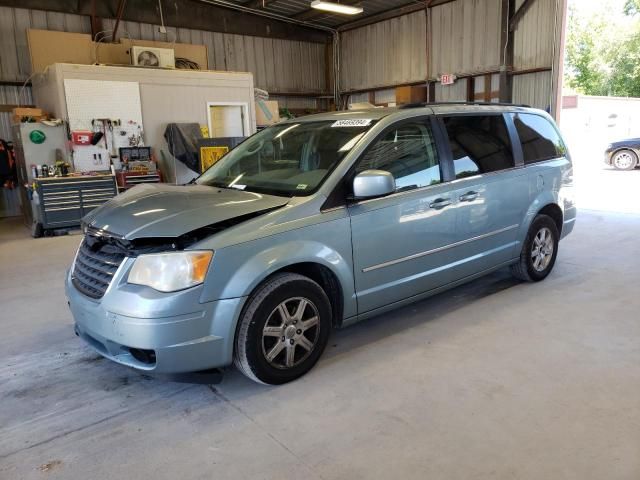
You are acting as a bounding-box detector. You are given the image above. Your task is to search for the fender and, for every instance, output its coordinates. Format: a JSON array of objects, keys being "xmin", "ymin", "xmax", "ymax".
[
  {"xmin": 199, "ymin": 217, "xmax": 357, "ymax": 319},
  {"xmin": 516, "ymin": 189, "xmax": 562, "ymax": 250}
]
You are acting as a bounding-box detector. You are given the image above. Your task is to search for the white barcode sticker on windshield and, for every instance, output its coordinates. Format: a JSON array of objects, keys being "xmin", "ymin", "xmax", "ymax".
[{"xmin": 331, "ymin": 119, "xmax": 372, "ymax": 128}]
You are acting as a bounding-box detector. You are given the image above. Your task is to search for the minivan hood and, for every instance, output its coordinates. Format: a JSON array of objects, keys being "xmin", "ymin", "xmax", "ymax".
[{"xmin": 85, "ymin": 183, "xmax": 290, "ymax": 240}]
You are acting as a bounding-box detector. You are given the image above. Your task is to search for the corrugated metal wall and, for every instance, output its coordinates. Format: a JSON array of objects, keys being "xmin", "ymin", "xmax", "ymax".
[
  {"xmin": 435, "ymin": 79, "xmax": 468, "ymax": 102},
  {"xmin": 339, "ymin": 0, "xmax": 504, "ymax": 99},
  {"xmin": 0, "ymin": 86, "xmax": 33, "ymax": 141},
  {"xmin": 339, "ymin": 10, "xmax": 427, "ymax": 92},
  {"xmin": 0, "ymin": 7, "xmax": 90, "ymax": 140},
  {"xmin": 270, "ymin": 96, "xmax": 319, "ymax": 110},
  {"xmin": 0, "ymin": 6, "xmax": 91, "ymax": 82},
  {"xmin": 513, "ymin": 0, "xmax": 556, "ymax": 70},
  {"xmin": 339, "ymin": 0, "xmax": 560, "ymax": 110},
  {"xmin": 375, "ymin": 88, "xmax": 396, "ymax": 105},
  {"xmin": 429, "ymin": 0, "xmax": 502, "ymax": 79},
  {"xmin": 0, "ymin": 6, "xmax": 327, "ymax": 104},
  {"xmin": 511, "ymin": 0, "xmax": 558, "ymax": 111},
  {"xmin": 0, "ymin": 6, "xmax": 326, "ymax": 137},
  {"xmin": 100, "ymin": 18, "xmax": 327, "ymax": 94},
  {"xmin": 512, "ymin": 71, "xmax": 553, "ymax": 111}
]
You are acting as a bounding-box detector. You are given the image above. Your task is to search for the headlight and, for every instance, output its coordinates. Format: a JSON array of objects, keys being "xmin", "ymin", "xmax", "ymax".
[{"xmin": 128, "ymin": 250, "xmax": 213, "ymax": 292}]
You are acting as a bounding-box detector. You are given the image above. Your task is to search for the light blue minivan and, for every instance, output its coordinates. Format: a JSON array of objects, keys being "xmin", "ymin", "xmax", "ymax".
[{"xmin": 67, "ymin": 103, "xmax": 576, "ymax": 384}]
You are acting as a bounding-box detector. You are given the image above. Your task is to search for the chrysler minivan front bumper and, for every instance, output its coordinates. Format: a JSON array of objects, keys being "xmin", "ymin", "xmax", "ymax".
[{"xmin": 65, "ymin": 267, "xmax": 246, "ymax": 374}]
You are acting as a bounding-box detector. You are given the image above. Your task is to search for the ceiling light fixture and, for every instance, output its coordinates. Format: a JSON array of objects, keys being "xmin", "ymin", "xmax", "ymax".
[{"xmin": 310, "ymin": 1, "xmax": 363, "ymax": 15}]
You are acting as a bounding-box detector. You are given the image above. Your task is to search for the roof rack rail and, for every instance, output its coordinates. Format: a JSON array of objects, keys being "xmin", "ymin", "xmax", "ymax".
[{"xmin": 399, "ymin": 101, "xmax": 532, "ymax": 109}]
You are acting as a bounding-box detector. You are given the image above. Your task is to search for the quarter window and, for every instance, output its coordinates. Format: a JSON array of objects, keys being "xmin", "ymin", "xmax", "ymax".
[
  {"xmin": 443, "ymin": 115, "xmax": 514, "ymax": 179},
  {"xmin": 512, "ymin": 113, "xmax": 566, "ymax": 164},
  {"xmin": 355, "ymin": 120, "xmax": 441, "ymax": 191}
]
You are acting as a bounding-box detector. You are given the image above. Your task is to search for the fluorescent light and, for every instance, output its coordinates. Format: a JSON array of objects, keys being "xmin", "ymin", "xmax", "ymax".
[{"xmin": 310, "ymin": 1, "xmax": 363, "ymax": 15}]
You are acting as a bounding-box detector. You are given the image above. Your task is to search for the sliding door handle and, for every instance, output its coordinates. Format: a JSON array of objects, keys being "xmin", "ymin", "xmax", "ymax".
[
  {"xmin": 459, "ymin": 191, "xmax": 479, "ymax": 202},
  {"xmin": 429, "ymin": 198, "xmax": 452, "ymax": 209}
]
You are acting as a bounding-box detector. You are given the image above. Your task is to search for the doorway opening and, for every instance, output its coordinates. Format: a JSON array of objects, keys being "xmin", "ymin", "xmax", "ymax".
[{"xmin": 207, "ymin": 102, "xmax": 250, "ymax": 138}]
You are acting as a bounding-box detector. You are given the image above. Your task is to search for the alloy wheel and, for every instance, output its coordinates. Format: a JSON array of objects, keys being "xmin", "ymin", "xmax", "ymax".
[
  {"xmin": 531, "ymin": 227, "xmax": 554, "ymax": 272},
  {"xmin": 262, "ymin": 297, "xmax": 320, "ymax": 369},
  {"xmin": 613, "ymin": 151, "xmax": 635, "ymax": 169}
]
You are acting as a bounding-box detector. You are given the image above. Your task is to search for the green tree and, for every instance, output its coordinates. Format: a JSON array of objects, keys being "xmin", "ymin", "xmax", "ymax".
[
  {"xmin": 564, "ymin": 6, "xmax": 610, "ymax": 95},
  {"xmin": 624, "ymin": 0, "xmax": 640, "ymax": 15},
  {"xmin": 565, "ymin": 2, "xmax": 640, "ymax": 97},
  {"xmin": 608, "ymin": 28, "xmax": 640, "ymax": 96}
]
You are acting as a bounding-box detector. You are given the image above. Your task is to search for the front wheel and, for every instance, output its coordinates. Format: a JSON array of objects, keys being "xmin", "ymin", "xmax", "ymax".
[
  {"xmin": 234, "ymin": 273, "xmax": 332, "ymax": 385},
  {"xmin": 511, "ymin": 214, "xmax": 559, "ymax": 282},
  {"xmin": 612, "ymin": 149, "xmax": 638, "ymax": 170}
]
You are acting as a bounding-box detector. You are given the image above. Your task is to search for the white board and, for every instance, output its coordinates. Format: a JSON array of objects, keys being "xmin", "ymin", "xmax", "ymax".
[
  {"xmin": 64, "ymin": 79, "xmax": 145, "ymax": 172},
  {"xmin": 64, "ymin": 79, "xmax": 143, "ymax": 131}
]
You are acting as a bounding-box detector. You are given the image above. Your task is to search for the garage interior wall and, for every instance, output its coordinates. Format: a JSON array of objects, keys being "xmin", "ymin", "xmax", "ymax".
[
  {"xmin": 339, "ymin": 10, "xmax": 427, "ymax": 92},
  {"xmin": 511, "ymin": 0, "xmax": 560, "ymax": 112},
  {"xmin": 0, "ymin": 5, "xmax": 328, "ymax": 140},
  {"xmin": 338, "ymin": 0, "xmax": 562, "ymax": 112},
  {"xmin": 0, "ymin": 0, "xmax": 565, "ymax": 140}
]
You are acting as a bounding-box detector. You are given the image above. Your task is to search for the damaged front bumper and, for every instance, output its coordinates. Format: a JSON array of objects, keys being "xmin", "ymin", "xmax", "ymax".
[{"xmin": 65, "ymin": 265, "xmax": 247, "ymax": 374}]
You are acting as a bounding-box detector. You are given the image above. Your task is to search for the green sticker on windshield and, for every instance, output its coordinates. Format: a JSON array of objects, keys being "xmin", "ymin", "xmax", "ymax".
[{"xmin": 296, "ymin": 184, "xmax": 308, "ymax": 190}]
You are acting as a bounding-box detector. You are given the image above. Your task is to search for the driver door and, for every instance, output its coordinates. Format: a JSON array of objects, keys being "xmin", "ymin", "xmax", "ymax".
[{"xmin": 348, "ymin": 118, "xmax": 458, "ymax": 314}]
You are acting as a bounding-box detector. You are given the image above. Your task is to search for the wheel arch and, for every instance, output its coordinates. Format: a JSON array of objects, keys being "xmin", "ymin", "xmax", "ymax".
[
  {"xmin": 517, "ymin": 191, "xmax": 564, "ymax": 249},
  {"xmin": 611, "ymin": 147, "xmax": 640, "ymax": 158},
  {"xmin": 537, "ymin": 203, "xmax": 563, "ymax": 236},
  {"xmin": 253, "ymin": 262, "xmax": 344, "ymax": 328},
  {"xmin": 209, "ymin": 239, "xmax": 355, "ymax": 324}
]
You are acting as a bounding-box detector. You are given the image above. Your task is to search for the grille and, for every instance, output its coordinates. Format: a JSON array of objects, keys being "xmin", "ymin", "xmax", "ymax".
[{"xmin": 72, "ymin": 239, "xmax": 126, "ymax": 299}]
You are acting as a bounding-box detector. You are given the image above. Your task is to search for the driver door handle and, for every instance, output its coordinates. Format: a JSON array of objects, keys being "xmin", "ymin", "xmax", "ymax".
[
  {"xmin": 459, "ymin": 191, "xmax": 479, "ymax": 202},
  {"xmin": 429, "ymin": 197, "xmax": 452, "ymax": 210}
]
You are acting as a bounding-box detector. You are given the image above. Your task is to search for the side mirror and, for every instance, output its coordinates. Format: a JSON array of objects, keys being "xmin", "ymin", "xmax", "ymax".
[{"xmin": 352, "ymin": 170, "xmax": 396, "ymax": 200}]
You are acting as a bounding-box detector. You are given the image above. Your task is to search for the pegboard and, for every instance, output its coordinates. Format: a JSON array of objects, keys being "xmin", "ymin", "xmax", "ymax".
[
  {"xmin": 64, "ymin": 79, "xmax": 143, "ymax": 131},
  {"xmin": 64, "ymin": 79, "xmax": 145, "ymax": 172}
]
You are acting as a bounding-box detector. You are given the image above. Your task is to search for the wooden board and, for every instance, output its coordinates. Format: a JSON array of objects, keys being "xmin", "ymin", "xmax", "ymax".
[
  {"xmin": 28, "ymin": 29, "xmax": 93, "ymax": 74},
  {"xmin": 27, "ymin": 29, "xmax": 209, "ymax": 73}
]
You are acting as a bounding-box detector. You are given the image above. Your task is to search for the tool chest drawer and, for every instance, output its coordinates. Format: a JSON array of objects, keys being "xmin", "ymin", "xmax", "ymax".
[{"xmin": 36, "ymin": 176, "xmax": 117, "ymax": 229}]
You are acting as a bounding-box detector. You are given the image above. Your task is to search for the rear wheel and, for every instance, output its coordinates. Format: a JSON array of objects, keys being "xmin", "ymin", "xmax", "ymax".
[
  {"xmin": 511, "ymin": 214, "xmax": 559, "ymax": 282},
  {"xmin": 612, "ymin": 149, "xmax": 638, "ymax": 170},
  {"xmin": 234, "ymin": 273, "xmax": 331, "ymax": 385}
]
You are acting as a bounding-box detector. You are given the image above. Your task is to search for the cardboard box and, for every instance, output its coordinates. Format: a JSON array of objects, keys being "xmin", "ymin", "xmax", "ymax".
[
  {"xmin": 12, "ymin": 107, "xmax": 47, "ymax": 123},
  {"xmin": 255, "ymin": 100, "xmax": 280, "ymax": 126},
  {"xmin": 395, "ymin": 85, "xmax": 428, "ymax": 105},
  {"xmin": 13, "ymin": 107, "xmax": 43, "ymax": 118}
]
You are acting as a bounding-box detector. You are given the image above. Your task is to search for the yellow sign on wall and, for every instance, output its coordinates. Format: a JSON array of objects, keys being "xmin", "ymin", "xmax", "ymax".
[{"xmin": 200, "ymin": 146, "xmax": 229, "ymax": 172}]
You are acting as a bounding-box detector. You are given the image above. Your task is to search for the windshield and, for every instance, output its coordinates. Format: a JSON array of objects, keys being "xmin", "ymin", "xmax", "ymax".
[{"xmin": 196, "ymin": 120, "xmax": 374, "ymax": 196}]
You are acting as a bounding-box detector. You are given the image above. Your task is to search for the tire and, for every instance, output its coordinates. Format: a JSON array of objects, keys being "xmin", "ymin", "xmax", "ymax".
[
  {"xmin": 234, "ymin": 273, "xmax": 332, "ymax": 385},
  {"xmin": 511, "ymin": 214, "xmax": 559, "ymax": 282},
  {"xmin": 611, "ymin": 149, "xmax": 638, "ymax": 171}
]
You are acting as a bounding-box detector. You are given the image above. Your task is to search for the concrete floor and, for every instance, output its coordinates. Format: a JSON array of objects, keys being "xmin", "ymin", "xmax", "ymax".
[{"xmin": 1, "ymin": 206, "xmax": 639, "ymax": 479}]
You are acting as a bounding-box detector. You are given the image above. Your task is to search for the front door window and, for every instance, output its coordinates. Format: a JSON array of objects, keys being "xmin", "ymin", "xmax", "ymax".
[{"xmin": 355, "ymin": 121, "xmax": 441, "ymax": 191}]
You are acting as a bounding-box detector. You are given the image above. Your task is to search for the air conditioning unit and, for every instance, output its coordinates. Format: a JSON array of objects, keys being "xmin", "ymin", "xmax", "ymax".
[{"xmin": 130, "ymin": 46, "xmax": 175, "ymax": 69}]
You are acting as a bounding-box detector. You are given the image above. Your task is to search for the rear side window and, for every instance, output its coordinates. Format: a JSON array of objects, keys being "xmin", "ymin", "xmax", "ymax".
[
  {"xmin": 356, "ymin": 120, "xmax": 441, "ymax": 191},
  {"xmin": 512, "ymin": 113, "xmax": 566, "ymax": 164},
  {"xmin": 442, "ymin": 115, "xmax": 514, "ymax": 179}
]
